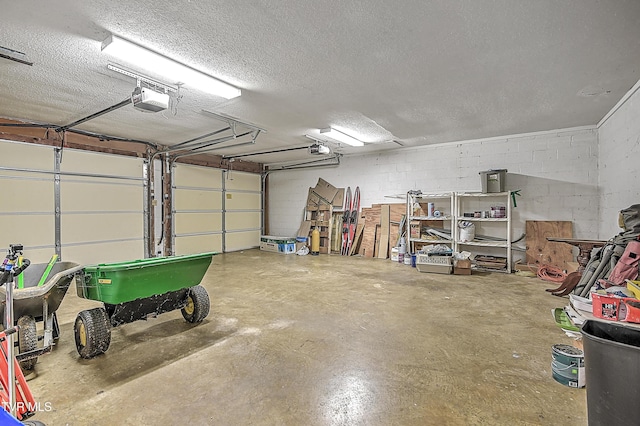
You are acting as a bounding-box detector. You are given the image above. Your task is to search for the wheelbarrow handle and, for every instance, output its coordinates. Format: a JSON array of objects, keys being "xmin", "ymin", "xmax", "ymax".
[
  {"xmin": 12, "ymin": 258, "xmax": 30, "ymax": 277},
  {"xmin": 0, "ymin": 326, "xmax": 19, "ymax": 339}
]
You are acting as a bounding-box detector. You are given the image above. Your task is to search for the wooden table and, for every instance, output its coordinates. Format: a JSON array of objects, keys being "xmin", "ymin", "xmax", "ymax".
[{"xmin": 546, "ymin": 238, "xmax": 607, "ymax": 273}]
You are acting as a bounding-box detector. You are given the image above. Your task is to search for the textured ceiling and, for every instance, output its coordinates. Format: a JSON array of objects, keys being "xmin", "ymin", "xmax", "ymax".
[{"xmin": 2, "ymin": 0, "xmax": 640, "ymax": 165}]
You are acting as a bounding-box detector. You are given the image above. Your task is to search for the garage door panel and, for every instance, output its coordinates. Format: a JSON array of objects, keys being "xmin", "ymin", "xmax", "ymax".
[
  {"xmin": 226, "ymin": 192, "xmax": 261, "ymax": 210},
  {"xmin": 225, "ymin": 230, "xmax": 260, "ymax": 251},
  {"xmin": 64, "ymin": 240, "xmax": 143, "ymax": 265},
  {"xmin": 2, "ymin": 214, "xmax": 54, "ymax": 248},
  {"xmin": 226, "ymin": 212, "xmax": 261, "ymax": 231},
  {"xmin": 0, "ymin": 140, "xmax": 53, "ymax": 171},
  {"xmin": 61, "ymin": 213, "xmax": 143, "ymax": 243},
  {"xmin": 224, "ymin": 172, "xmax": 260, "ymax": 191},
  {"xmin": 61, "ymin": 181, "xmax": 142, "ymax": 211},
  {"xmin": 175, "ymin": 213, "xmax": 222, "ymax": 234},
  {"xmin": 175, "ymin": 234, "xmax": 222, "ymax": 255},
  {"xmin": 1, "ymin": 173, "xmax": 53, "ymax": 212},
  {"xmin": 174, "ymin": 165, "xmax": 222, "ymax": 189},
  {"xmin": 61, "ymin": 149, "xmax": 142, "ymax": 178},
  {"xmin": 174, "ymin": 189, "xmax": 222, "ymax": 211}
]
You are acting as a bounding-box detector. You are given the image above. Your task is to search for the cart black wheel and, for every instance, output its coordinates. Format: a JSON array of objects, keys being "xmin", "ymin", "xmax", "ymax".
[
  {"xmin": 17, "ymin": 315, "xmax": 37, "ymax": 371},
  {"xmin": 21, "ymin": 421, "xmax": 46, "ymax": 426},
  {"xmin": 181, "ymin": 285, "xmax": 210, "ymax": 323},
  {"xmin": 74, "ymin": 308, "xmax": 111, "ymax": 359}
]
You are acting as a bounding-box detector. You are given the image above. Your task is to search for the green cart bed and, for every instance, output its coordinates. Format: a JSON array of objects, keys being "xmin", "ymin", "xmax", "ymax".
[{"xmin": 73, "ymin": 252, "xmax": 215, "ymax": 359}]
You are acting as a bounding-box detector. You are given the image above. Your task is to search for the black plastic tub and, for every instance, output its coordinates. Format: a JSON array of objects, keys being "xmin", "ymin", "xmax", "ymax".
[{"xmin": 581, "ymin": 320, "xmax": 640, "ymax": 425}]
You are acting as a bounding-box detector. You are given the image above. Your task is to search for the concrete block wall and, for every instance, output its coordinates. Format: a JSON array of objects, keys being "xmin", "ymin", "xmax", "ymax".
[
  {"xmin": 268, "ymin": 127, "xmax": 599, "ymax": 248},
  {"xmin": 597, "ymin": 83, "xmax": 640, "ymax": 239}
]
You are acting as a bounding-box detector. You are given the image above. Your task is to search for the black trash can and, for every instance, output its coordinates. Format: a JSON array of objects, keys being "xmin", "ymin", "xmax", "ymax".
[{"xmin": 581, "ymin": 320, "xmax": 640, "ymax": 425}]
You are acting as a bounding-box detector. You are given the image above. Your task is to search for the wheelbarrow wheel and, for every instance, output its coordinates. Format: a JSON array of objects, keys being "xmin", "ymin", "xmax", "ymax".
[
  {"xmin": 74, "ymin": 308, "xmax": 111, "ymax": 359},
  {"xmin": 181, "ymin": 285, "xmax": 210, "ymax": 323},
  {"xmin": 17, "ymin": 315, "xmax": 37, "ymax": 371}
]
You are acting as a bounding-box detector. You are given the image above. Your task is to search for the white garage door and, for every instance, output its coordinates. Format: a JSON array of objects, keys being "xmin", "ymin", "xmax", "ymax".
[
  {"xmin": 0, "ymin": 140, "xmax": 56, "ymax": 263},
  {"xmin": 59, "ymin": 149, "xmax": 146, "ymax": 264},
  {"xmin": 172, "ymin": 164, "xmax": 224, "ymax": 255},
  {"xmin": 1, "ymin": 141, "xmax": 146, "ymax": 265},
  {"xmin": 172, "ymin": 165, "xmax": 261, "ymax": 254},
  {"xmin": 224, "ymin": 171, "xmax": 261, "ymax": 251}
]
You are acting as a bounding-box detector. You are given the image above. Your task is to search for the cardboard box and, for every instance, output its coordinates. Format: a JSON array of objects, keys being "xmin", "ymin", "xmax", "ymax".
[
  {"xmin": 260, "ymin": 235, "xmax": 296, "ymax": 254},
  {"xmin": 410, "ymin": 222, "xmax": 421, "ymax": 239},
  {"xmin": 453, "ymin": 267, "xmax": 472, "ymax": 275},
  {"xmin": 454, "ymin": 259, "xmax": 472, "ymax": 268}
]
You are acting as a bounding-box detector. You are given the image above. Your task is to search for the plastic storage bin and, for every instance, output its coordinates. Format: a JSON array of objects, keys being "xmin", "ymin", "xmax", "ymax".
[
  {"xmin": 479, "ymin": 169, "xmax": 507, "ymax": 193},
  {"xmin": 581, "ymin": 320, "xmax": 640, "ymax": 425},
  {"xmin": 416, "ymin": 254, "xmax": 452, "ymax": 274}
]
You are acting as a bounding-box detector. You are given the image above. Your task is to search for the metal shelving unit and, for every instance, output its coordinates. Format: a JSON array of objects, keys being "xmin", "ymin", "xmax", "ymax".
[
  {"xmin": 455, "ymin": 191, "xmax": 512, "ymax": 273},
  {"xmin": 405, "ymin": 192, "xmax": 455, "ymax": 254}
]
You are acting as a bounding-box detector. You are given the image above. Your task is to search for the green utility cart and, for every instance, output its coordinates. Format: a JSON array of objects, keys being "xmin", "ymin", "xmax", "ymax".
[{"xmin": 73, "ymin": 252, "xmax": 214, "ymax": 359}]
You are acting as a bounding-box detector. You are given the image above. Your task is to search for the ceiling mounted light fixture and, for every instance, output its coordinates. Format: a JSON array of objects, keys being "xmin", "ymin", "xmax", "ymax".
[
  {"xmin": 101, "ymin": 34, "xmax": 241, "ymax": 99},
  {"xmin": 319, "ymin": 127, "xmax": 364, "ymax": 147}
]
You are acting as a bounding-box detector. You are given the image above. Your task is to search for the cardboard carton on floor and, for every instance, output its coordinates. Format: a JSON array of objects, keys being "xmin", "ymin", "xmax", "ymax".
[
  {"xmin": 453, "ymin": 258, "xmax": 472, "ymax": 275},
  {"xmin": 260, "ymin": 235, "xmax": 296, "ymax": 254}
]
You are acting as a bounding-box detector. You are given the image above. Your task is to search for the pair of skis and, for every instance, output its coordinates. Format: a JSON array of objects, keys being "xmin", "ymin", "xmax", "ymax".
[{"xmin": 341, "ymin": 186, "xmax": 360, "ymax": 255}]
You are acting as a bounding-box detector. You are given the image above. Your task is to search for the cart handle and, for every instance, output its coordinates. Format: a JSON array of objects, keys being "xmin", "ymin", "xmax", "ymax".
[
  {"xmin": 0, "ymin": 326, "xmax": 19, "ymax": 340},
  {"xmin": 12, "ymin": 258, "xmax": 30, "ymax": 277}
]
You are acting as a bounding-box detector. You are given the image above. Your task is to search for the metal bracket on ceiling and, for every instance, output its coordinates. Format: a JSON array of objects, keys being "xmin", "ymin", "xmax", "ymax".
[
  {"xmin": 265, "ymin": 154, "xmax": 342, "ymax": 172},
  {"xmin": 0, "ymin": 46, "xmax": 33, "ymax": 66},
  {"xmin": 107, "ymin": 63, "xmax": 177, "ymax": 94},
  {"xmin": 201, "ymin": 110, "xmax": 266, "ymax": 135}
]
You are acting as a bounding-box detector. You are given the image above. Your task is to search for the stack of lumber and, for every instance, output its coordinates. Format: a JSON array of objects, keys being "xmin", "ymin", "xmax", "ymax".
[
  {"xmin": 357, "ymin": 203, "xmax": 406, "ymax": 258},
  {"xmin": 474, "ymin": 255, "xmax": 507, "ymax": 270}
]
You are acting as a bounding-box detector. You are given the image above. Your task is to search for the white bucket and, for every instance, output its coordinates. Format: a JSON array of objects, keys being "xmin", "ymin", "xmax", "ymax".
[{"xmin": 458, "ymin": 222, "xmax": 475, "ymax": 242}]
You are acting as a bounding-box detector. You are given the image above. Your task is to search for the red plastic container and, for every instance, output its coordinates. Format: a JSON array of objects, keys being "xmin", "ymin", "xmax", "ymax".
[
  {"xmin": 620, "ymin": 299, "xmax": 640, "ymax": 323},
  {"xmin": 591, "ymin": 293, "xmax": 633, "ymax": 321}
]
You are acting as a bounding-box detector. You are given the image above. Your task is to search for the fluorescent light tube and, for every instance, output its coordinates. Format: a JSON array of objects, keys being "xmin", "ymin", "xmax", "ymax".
[
  {"xmin": 102, "ymin": 34, "xmax": 241, "ymax": 99},
  {"xmin": 319, "ymin": 128, "xmax": 364, "ymax": 147}
]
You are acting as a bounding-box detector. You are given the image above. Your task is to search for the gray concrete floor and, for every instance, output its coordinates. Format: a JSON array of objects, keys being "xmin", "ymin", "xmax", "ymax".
[{"xmin": 26, "ymin": 250, "xmax": 587, "ymax": 425}]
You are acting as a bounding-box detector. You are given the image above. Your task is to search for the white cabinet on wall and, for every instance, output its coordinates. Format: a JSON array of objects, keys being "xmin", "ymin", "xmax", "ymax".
[{"xmin": 455, "ymin": 192, "xmax": 512, "ymax": 273}]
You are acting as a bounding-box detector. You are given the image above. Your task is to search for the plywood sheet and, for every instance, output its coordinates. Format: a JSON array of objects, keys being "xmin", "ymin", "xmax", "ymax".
[
  {"xmin": 331, "ymin": 212, "xmax": 343, "ymax": 253},
  {"xmin": 360, "ymin": 206, "xmax": 380, "ymax": 258},
  {"xmin": 349, "ymin": 223, "xmax": 365, "ymax": 255},
  {"xmin": 378, "ymin": 205, "xmax": 390, "ymax": 259},
  {"xmin": 389, "ymin": 204, "xmax": 407, "ymax": 249},
  {"xmin": 332, "ymin": 188, "xmax": 345, "ymax": 208},
  {"xmin": 174, "ymin": 164, "xmax": 223, "ymax": 189},
  {"xmin": 225, "ymin": 230, "xmax": 260, "ymax": 251},
  {"xmin": 297, "ymin": 221, "xmax": 311, "ymax": 238},
  {"xmin": 525, "ymin": 221, "xmax": 573, "ymax": 269}
]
